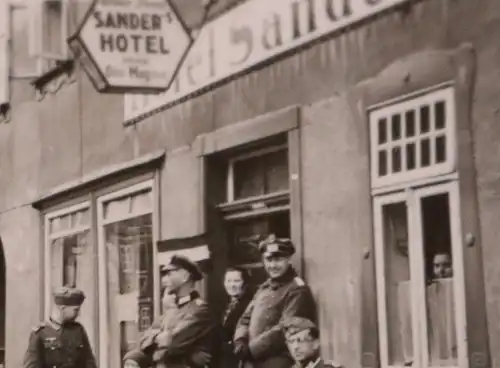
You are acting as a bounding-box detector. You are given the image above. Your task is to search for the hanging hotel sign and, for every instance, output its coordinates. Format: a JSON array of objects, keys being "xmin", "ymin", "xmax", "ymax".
[
  {"xmin": 69, "ymin": 0, "xmax": 192, "ymax": 94},
  {"xmin": 124, "ymin": 0, "xmax": 411, "ymax": 124}
]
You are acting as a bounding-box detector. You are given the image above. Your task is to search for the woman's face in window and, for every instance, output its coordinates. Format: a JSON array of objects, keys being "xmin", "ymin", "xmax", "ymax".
[
  {"xmin": 433, "ymin": 253, "xmax": 453, "ymax": 279},
  {"xmin": 224, "ymin": 270, "xmax": 245, "ymax": 298}
]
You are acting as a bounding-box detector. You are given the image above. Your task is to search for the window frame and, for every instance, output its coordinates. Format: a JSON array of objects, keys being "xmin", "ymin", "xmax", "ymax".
[
  {"xmin": 226, "ymin": 143, "xmax": 289, "ymax": 203},
  {"xmin": 28, "ymin": 0, "xmax": 70, "ymax": 76},
  {"xmin": 0, "ymin": 1, "xmax": 10, "ymax": 105},
  {"xmin": 372, "ymin": 180, "xmax": 468, "ymax": 368},
  {"xmin": 7, "ymin": 0, "xmax": 39, "ymax": 78},
  {"xmin": 369, "ymin": 86, "xmax": 457, "ymax": 190},
  {"xmin": 43, "ymin": 200, "xmax": 91, "ymax": 320},
  {"xmin": 96, "ymin": 179, "xmax": 159, "ymax": 368}
]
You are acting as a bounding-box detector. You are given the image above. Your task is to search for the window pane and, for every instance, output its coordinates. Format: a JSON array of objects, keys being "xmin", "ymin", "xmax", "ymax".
[
  {"xmin": 104, "ymin": 197, "xmax": 131, "ymax": 221},
  {"xmin": 233, "ymin": 149, "xmax": 289, "ymax": 200},
  {"xmin": 420, "ymin": 193, "xmax": 457, "ymax": 367},
  {"xmin": 392, "ymin": 114, "xmax": 402, "ymax": 141},
  {"xmin": 405, "ymin": 110, "xmax": 416, "ymax": 138},
  {"xmin": 392, "ymin": 147, "xmax": 402, "ymax": 173},
  {"xmin": 436, "ymin": 136, "xmax": 446, "ymax": 164},
  {"xmin": 104, "ymin": 214, "xmax": 154, "ymax": 368},
  {"xmin": 130, "ymin": 191, "xmax": 153, "ymax": 214},
  {"xmin": 265, "ymin": 149, "xmax": 289, "ymax": 193},
  {"xmin": 381, "ymin": 202, "xmax": 412, "ymax": 366},
  {"xmin": 435, "ymin": 101, "xmax": 446, "ymax": 130},
  {"xmin": 50, "ymin": 230, "xmax": 95, "ymax": 350},
  {"xmin": 378, "ymin": 151, "xmax": 388, "ymax": 177},
  {"xmin": 10, "ymin": 6, "xmax": 38, "ymax": 75},
  {"xmin": 42, "ymin": 0, "xmax": 63, "ymax": 56},
  {"xmin": 420, "ymin": 105, "xmax": 430, "ymax": 134},
  {"xmin": 406, "ymin": 143, "xmax": 416, "ymax": 170},
  {"xmin": 379, "ymin": 118, "xmax": 388, "ymax": 144},
  {"xmin": 233, "ymin": 157, "xmax": 265, "ymax": 200},
  {"xmin": 421, "ymin": 139, "xmax": 431, "ymax": 167}
]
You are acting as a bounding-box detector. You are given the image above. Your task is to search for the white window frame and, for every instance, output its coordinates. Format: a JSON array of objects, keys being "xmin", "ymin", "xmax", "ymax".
[
  {"xmin": 96, "ymin": 179, "xmax": 158, "ymax": 368},
  {"xmin": 7, "ymin": 0, "xmax": 40, "ymax": 78},
  {"xmin": 0, "ymin": 1, "xmax": 10, "ymax": 104},
  {"xmin": 369, "ymin": 86, "xmax": 457, "ymax": 190},
  {"xmin": 373, "ymin": 181, "xmax": 468, "ymax": 368},
  {"xmin": 226, "ymin": 143, "xmax": 289, "ymax": 203},
  {"xmin": 43, "ymin": 200, "xmax": 91, "ymax": 320},
  {"xmin": 28, "ymin": 0, "xmax": 70, "ymax": 75}
]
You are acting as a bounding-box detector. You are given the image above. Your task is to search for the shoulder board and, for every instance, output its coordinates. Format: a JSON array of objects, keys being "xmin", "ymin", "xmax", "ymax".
[
  {"xmin": 195, "ymin": 298, "xmax": 205, "ymax": 306},
  {"xmin": 32, "ymin": 323, "xmax": 46, "ymax": 332},
  {"xmin": 294, "ymin": 276, "xmax": 305, "ymax": 286},
  {"xmin": 325, "ymin": 360, "xmax": 342, "ymax": 368}
]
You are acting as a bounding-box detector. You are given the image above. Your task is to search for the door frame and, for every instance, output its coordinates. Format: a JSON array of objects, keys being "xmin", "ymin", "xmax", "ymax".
[{"xmin": 373, "ymin": 180, "xmax": 468, "ymax": 368}]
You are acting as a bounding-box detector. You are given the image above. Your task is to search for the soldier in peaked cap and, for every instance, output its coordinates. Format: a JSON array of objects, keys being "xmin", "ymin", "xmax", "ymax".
[
  {"xmin": 137, "ymin": 254, "xmax": 219, "ymax": 368},
  {"xmin": 283, "ymin": 317, "xmax": 342, "ymax": 368},
  {"xmin": 22, "ymin": 286, "xmax": 97, "ymax": 368},
  {"xmin": 233, "ymin": 234, "xmax": 317, "ymax": 368}
]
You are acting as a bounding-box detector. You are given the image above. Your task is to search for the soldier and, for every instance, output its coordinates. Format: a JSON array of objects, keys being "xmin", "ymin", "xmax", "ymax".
[
  {"xmin": 282, "ymin": 317, "xmax": 341, "ymax": 368},
  {"xmin": 138, "ymin": 255, "xmax": 218, "ymax": 368},
  {"xmin": 233, "ymin": 234, "xmax": 317, "ymax": 368},
  {"xmin": 22, "ymin": 286, "xmax": 97, "ymax": 368}
]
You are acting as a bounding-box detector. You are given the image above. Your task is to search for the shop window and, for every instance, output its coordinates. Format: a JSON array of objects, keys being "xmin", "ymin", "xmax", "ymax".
[
  {"xmin": 370, "ymin": 88, "xmax": 467, "ymax": 368},
  {"xmin": 370, "ymin": 88, "xmax": 456, "ymax": 189},
  {"xmin": 44, "ymin": 203, "xmax": 95, "ymax": 349},
  {"xmin": 97, "ymin": 181, "xmax": 155, "ymax": 368}
]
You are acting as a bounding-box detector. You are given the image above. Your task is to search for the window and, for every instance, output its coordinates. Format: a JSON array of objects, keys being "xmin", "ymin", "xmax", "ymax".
[
  {"xmin": 29, "ymin": 0, "xmax": 70, "ymax": 75},
  {"xmin": 8, "ymin": 0, "xmax": 38, "ymax": 77},
  {"xmin": 42, "ymin": 177, "xmax": 159, "ymax": 368},
  {"xmin": 44, "ymin": 203, "xmax": 95, "ymax": 349},
  {"xmin": 370, "ymin": 88, "xmax": 456, "ymax": 189},
  {"xmin": 216, "ymin": 142, "xmax": 291, "ymax": 286},
  {"xmin": 0, "ymin": 2, "xmax": 10, "ymax": 106},
  {"xmin": 370, "ymin": 88, "xmax": 466, "ymax": 368},
  {"xmin": 226, "ymin": 144, "xmax": 289, "ymax": 203},
  {"xmin": 97, "ymin": 181, "xmax": 156, "ymax": 368}
]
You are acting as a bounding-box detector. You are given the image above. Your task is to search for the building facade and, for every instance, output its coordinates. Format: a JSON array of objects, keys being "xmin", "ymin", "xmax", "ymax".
[{"xmin": 0, "ymin": 1, "xmax": 500, "ymax": 368}]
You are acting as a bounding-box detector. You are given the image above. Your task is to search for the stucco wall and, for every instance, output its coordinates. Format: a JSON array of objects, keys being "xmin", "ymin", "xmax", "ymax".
[{"xmin": 1, "ymin": 0, "xmax": 500, "ymax": 367}]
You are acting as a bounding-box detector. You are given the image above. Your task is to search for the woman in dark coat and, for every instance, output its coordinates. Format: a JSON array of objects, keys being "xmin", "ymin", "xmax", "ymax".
[{"xmin": 220, "ymin": 266, "xmax": 253, "ymax": 368}]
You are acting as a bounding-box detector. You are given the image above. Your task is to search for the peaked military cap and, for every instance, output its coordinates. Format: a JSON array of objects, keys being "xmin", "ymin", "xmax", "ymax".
[
  {"xmin": 258, "ymin": 234, "xmax": 295, "ymax": 257},
  {"xmin": 160, "ymin": 254, "xmax": 203, "ymax": 282},
  {"xmin": 53, "ymin": 286, "xmax": 85, "ymax": 306},
  {"xmin": 282, "ymin": 316, "xmax": 318, "ymax": 338}
]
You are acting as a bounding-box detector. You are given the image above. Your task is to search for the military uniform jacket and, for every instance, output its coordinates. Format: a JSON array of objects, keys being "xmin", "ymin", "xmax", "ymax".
[
  {"xmin": 292, "ymin": 358, "xmax": 342, "ymax": 368},
  {"xmin": 234, "ymin": 268, "xmax": 317, "ymax": 368},
  {"xmin": 140, "ymin": 291, "xmax": 218, "ymax": 368},
  {"xmin": 22, "ymin": 319, "xmax": 97, "ymax": 368}
]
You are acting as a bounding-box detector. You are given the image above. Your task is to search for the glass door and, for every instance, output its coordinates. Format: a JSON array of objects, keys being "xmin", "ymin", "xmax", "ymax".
[
  {"xmin": 414, "ymin": 183, "xmax": 467, "ymax": 368},
  {"xmin": 373, "ymin": 182, "xmax": 467, "ymax": 368},
  {"xmin": 373, "ymin": 192, "xmax": 421, "ymax": 368},
  {"xmin": 97, "ymin": 181, "xmax": 156, "ymax": 368}
]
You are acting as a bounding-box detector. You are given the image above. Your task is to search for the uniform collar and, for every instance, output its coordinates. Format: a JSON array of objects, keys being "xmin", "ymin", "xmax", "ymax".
[
  {"xmin": 48, "ymin": 317, "xmax": 63, "ymax": 331},
  {"xmin": 305, "ymin": 358, "xmax": 321, "ymax": 368},
  {"xmin": 175, "ymin": 290, "xmax": 199, "ymax": 307},
  {"xmin": 295, "ymin": 357, "xmax": 321, "ymax": 368},
  {"xmin": 263, "ymin": 267, "xmax": 297, "ymax": 289}
]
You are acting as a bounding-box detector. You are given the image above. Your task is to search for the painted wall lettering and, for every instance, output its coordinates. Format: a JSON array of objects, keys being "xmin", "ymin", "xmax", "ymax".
[{"xmin": 124, "ymin": 0, "xmax": 411, "ymax": 124}]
